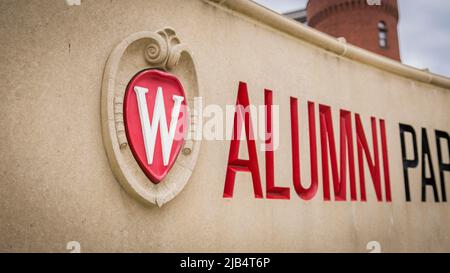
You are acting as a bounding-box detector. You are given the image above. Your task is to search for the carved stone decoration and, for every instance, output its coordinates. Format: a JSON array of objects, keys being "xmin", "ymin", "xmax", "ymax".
[
  {"xmin": 101, "ymin": 29, "xmax": 201, "ymax": 207},
  {"xmin": 143, "ymin": 28, "xmax": 188, "ymax": 71}
]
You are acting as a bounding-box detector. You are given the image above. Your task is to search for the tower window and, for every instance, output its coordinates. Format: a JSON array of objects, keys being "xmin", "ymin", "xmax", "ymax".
[{"xmin": 378, "ymin": 21, "xmax": 388, "ymax": 48}]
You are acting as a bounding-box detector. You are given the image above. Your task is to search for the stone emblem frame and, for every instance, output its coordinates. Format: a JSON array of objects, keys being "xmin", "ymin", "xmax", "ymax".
[{"xmin": 101, "ymin": 28, "xmax": 201, "ymax": 207}]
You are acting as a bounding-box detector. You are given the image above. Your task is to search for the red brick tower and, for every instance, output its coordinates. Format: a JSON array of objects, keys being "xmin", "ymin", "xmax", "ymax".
[{"xmin": 307, "ymin": 0, "xmax": 401, "ymax": 61}]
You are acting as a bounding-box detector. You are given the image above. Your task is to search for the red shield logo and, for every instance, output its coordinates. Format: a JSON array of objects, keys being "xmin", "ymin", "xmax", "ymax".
[{"xmin": 124, "ymin": 69, "xmax": 188, "ymax": 184}]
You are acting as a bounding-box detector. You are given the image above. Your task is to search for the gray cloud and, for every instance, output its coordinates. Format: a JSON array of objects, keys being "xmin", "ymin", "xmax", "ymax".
[
  {"xmin": 252, "ymin": 0, "xmax": 450, "ymax": 77},
  {"xmin": 398, "ymin": 0, "xmax": 450, "ymax": 77},
  {"xmin": 253, "ymin": 0, "xmax": 308, "ymax": 12}
]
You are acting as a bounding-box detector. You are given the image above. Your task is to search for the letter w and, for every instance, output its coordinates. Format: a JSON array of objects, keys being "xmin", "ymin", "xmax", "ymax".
[{"xmin": 134, "ymin": 86, "xmax": 184, "ymax": 166}]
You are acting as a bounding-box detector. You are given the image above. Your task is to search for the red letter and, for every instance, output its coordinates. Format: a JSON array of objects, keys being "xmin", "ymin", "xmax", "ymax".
[
  {"xmin": 355, "ymin": 115, "xmax": 382, "ymax": 202},
  {"xmin": 224, "ymin": 82, "xmax": 263, "ymax": 198},
  {"xmin": 319, "ymin": 105, "xmax": 356, "ymax": 201},
  {"xmin": 291, "ymin": 98, "xmax": 318, "ymax": 200},
  {"xmin": 380, "ymin": 119, "xmax": 392, "ymax": 202},
  {"xmin": 265, "ymin": 90, "xmax": 290, "ymax": 199}
]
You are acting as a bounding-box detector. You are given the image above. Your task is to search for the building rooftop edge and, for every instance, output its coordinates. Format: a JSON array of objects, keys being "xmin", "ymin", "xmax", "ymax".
[
  {"xmin": 283, "ymin": 8, "xmax": 307, "ymax": 16},
  {"xmin": 203, "ymin": 0, "xmax": 450, "ymax": 89}
]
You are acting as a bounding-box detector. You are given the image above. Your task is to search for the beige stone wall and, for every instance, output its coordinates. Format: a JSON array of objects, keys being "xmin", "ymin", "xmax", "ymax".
[{"xmin": 0, "ymin": 0, "xmax": 449, "ymax": 252}]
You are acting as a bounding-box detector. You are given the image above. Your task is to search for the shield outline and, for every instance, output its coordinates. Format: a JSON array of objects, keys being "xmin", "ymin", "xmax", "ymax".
[{"xmin": 123, "ymin": 69, "xmax": 189, "ymax": 184}]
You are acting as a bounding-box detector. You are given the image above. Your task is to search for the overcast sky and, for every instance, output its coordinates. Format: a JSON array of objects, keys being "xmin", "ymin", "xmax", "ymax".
[{"xmin": 253, "ymin": 0, "xmax": 450, "ymax": 77}]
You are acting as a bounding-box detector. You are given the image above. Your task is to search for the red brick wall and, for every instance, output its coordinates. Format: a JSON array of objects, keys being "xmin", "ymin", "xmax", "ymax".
[{"xmin": 307, "ymin": 0, "xmax": 401, "ymax": 61}]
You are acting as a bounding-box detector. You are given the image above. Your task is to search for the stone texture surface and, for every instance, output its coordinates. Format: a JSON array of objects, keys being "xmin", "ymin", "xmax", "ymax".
[{"xmin": 0, "ymin": 0, "xmax": 449, "ymax": 252}]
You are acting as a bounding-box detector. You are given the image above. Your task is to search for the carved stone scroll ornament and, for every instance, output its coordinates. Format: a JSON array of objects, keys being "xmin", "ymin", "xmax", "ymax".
[{"xmin": 144, "ymin": 28, "xmax": 189, "ymax": 71}]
